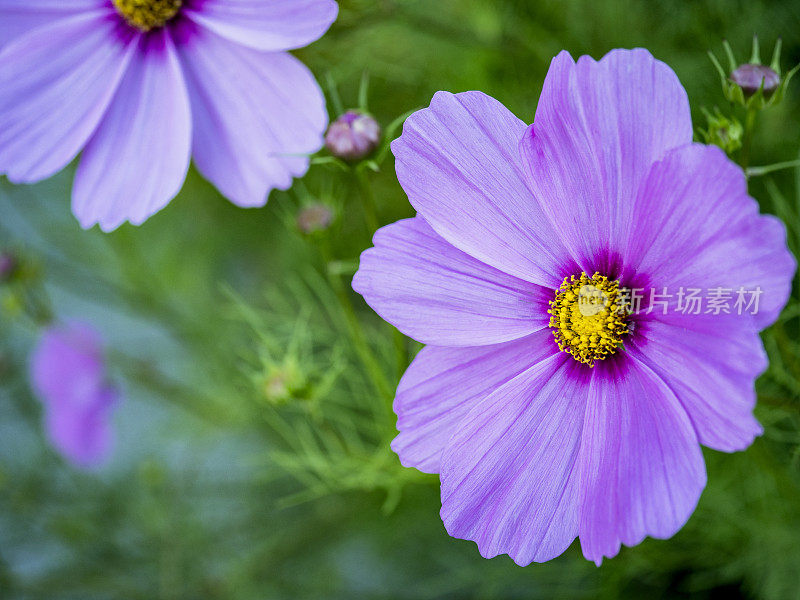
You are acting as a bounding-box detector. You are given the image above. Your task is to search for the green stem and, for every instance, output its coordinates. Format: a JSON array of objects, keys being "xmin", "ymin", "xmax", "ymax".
[
  {"xmin": 20, "ymin": 285, "xmax": 53, "ymax": 327},
  {"xmin": 355, "ymin": 167, "xmax": 380, "ymax": 234},
  {"xmin": 318, "ymin": 238, "xmax": 393, "ymax": 400},
  {"xmin": 111, "ymin": 351, "xmax": 232, "ymax": 424},
  {"xmin": 353, "ymin": 168, "xmax": 410, "ymax": 378},
  {"xmin": 746, "ymin": 159, "xmax": 800, "ymax": 178},
  {"xmin": 739, "ymin": 106, "xmax": 758, "ymax": 172}
]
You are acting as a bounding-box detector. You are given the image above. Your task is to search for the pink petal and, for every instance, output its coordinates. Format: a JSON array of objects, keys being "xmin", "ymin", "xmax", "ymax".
[
  {"xmin": 45, "ymin": 386, "xmax": 117, "ymax": 469},
  {"xmin": 177, "ymin": 25, "xmax": 327, "ymax": 207},
  {"xmin": 578, "ymin": 357, "xmax": 706, "ymax": 565},
  {"xmin": 440, "ymin": 354, "xmax": 587, "ymax": 565},
  {"xmin": 626, "ymin": 143, "xmax": 795, "ymax": 329},
  {"xmin": 353, "ymin": 218, "xmax": 551, "ymax": 346},
  {"xmin": 30, "ymin": 321, "xmax": 119, "ymax": 470},
  {"xmin": 520, "ymin": 49, "xmax": 693, "ymax": 272},
  {"xmin": 631, "ymin": 312, "xmax": 766, "ymax": 452},
  {"xmin": 391, "ymin": 91, "xmax": 569, "ymax": 288},
  {"xmin": 30, "ymin": 322, "xmax": 105, "ymax": 403},
  {"xmin": 392, "ymin": 329, "xmax": 557, "ymax": 473},
  {"xmin": 0, "ymin": 0, "xmax": 110, "ymax": 48},
  {"xmin": 184, "ymin": 0, "xmax": 337, "ymax": 52},
  {"xmin": 72, "ymin": 31, "xmax": 192, "ymax": 231},
  {"xmin": 0, "ymin": 12, "xmax": 135, "ymax": 183}
]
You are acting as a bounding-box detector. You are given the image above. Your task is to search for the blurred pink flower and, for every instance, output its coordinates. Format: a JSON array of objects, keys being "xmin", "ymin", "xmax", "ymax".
[{"xmin": 30, "ymin": 322, "xmax": 119, "ymax": 469}]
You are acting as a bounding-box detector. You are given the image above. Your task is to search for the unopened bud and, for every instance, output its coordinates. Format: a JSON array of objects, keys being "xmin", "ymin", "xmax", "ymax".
[
  {"xmin": 709, "ymin": 38, "xmax": 798, "ymax": 110},
  {"xmin": 700, "ymin": 108, "xmax": 743, "ymax": 154},
  {"xmin": 325, "ymin": 111, "xmax": 381, "ymax": 161},
  {"xmin": 297, "ymin": 203, "xmax": 334, "ymax": 235},
  {"xmin": 261, "ymin": 360, "xmax": 306, "ymax": 406},
  {"xmin": 731, "ymin": 63, "xmax": 780, "ymax": 98}
]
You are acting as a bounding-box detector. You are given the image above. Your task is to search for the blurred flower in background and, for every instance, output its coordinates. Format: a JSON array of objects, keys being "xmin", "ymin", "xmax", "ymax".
[
  {"xmin": 0, "ymin": 0, "xmax": 338, "ymax": 231},
  {"xmin": 354, "ymin": 49, "xmax": 795, "ymax": 565},
  {"xmin": 29, "ymin": 322, "xmax": 120, "ymax": 469}
]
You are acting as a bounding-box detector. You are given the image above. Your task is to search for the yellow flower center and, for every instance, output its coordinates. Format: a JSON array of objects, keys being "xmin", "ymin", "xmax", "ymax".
[
  {"xmin": 113, "ymin": 0, "xmax": 182, "ymax": 31},
  {"xmin": 548, "ymin": 272, "xmax": 629, "ymax": 367}
]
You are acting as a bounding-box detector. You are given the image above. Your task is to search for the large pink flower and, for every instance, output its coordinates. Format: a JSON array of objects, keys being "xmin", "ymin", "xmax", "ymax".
[
  {"xmin": 353, "ymin": 49, "xmax": 795, "ymax": 565},
  {"xmin": 0, "ymin": 0, "xmax": 338, "ymax": 230}
]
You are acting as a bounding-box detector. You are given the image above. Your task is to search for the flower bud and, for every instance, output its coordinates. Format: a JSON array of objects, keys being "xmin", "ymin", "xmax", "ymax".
[
  {"xmin": 730, "ymin": 63, "xmax": 780, "ymax": 98},
  {"xmin": 709, "ymin": 37, "xmax": 798, "ymax": 110},
  {"xmin": 324, "ymin": 110, "xmax": 381, "ymax": 161},
  {"xmin": 297, "ymin": 203, "xmax": 334, "ymax": 235},
  {"xmin": 0, "ymin": 252, "xmax": 17, "ymax": 282},
  {"xmin": 261, "ymin": 360, "xmax": 306, "ymax": 406},
  {"xmin": 699, "ymin": 108, "xmax": 743, "ymax": 155}
]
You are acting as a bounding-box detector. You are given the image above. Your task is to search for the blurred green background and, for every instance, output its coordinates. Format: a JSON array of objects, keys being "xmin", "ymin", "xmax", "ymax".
[{"xmin": 2, "ymin": 1, "xmax": 800, "ymax": 598}]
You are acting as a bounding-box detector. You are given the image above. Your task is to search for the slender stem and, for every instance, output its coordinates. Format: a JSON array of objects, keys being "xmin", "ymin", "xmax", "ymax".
[
  {"xmin": 746, "ymin": 159, "xmax": 800, "ymax": 178},
  {"xmin": 739, "ymin": 106, "xmax": 758, "ymax": 172},
  {"xmin": 325, "ymin": 72, "xmax": 344, "ymax": 117},
  {"xmin": 352, "ymin": 168, "xmax": 409, "ymax": 377},
  {"xmin": 355, "ymin": 167, "xmax": 380, "ymax": 234},
  {"xmin": 318, "ymin": 238, "xmax": 393, "ymax": 400},
  {"xmin": 20, "ymin": 285, "xmax": 53, "ymax": 327},
  {"xmin": 112, "ymin": 351, "xmax": 229, "ymax": 424}
]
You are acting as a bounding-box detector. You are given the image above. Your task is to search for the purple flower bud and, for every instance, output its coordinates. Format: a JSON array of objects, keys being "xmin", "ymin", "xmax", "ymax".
[
  {"xmin": 0, "ymin": 252, "xmax": 17, "ymax": 282},
  {"xmin": 731, "ymin": 63, "xmax": 780, "ymax": 98},
  {"xmin": 297, "ymin": 203, "xmax": 334, "ymax": 235},
  {"xmin": 324, "ymin": 111, "xmax": 381, "ymax": 161}
]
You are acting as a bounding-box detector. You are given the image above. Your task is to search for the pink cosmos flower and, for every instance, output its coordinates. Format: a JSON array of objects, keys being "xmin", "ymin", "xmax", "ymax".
[
  {"xmin": 0, "ymin": 0, "xmax": 338, "ymax": 231},
  {"xmin": 30, "ymin": 322, "xmax": 119, "ymax": 469},
  {"xmin": 353, "ymin": 49, "xmax": 796, "ymax": 565}
]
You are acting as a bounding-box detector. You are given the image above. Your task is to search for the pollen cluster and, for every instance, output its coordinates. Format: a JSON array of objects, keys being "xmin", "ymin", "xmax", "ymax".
[
  {"xmin": 548, "ymin": 272, "xmax": 629, "ymax": 367},
  {"xmin": 113, "ymin": 0, "xmax": 182, "ymax": 31}
]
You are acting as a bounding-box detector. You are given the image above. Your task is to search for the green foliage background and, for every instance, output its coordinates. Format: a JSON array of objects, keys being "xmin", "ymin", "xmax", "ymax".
[{"xmin": 1, "ymin": 1, "xmax": 800, "ymax": 598}]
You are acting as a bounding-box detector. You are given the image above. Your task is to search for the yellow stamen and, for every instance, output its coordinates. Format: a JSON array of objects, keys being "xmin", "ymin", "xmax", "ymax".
[
  {"xmin": 548, "ymin": 272, "xmax": 629, "ymax": 367},
  {"xmin": 113, "ymin": 0, "xmax": 182, "ymax": 32}
]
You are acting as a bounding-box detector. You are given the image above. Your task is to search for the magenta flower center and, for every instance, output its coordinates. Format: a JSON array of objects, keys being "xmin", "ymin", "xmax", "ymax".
[
  {"xmin": 548, "ymin": 272, "xmax": 629, "ymax": 367},
  {"xmin": 113, "ymin": 0, "xmax": 182, "ymax": 31}
]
